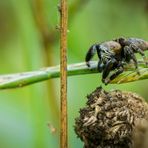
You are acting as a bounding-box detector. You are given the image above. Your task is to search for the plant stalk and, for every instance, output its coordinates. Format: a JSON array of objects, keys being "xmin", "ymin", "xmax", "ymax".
[
  {"xmin": 0, "ymin": 61, "xmax": 147, "ymax": 90},
  {"xmin": 59, "ymin": 0, "xmax": 68, "ymax": 147}
]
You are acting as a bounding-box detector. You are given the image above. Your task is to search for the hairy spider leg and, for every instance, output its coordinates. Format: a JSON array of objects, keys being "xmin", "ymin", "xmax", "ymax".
[
  {"xmin": 96, "ymin": 46, "xmax": 105, "ymax": 72},
  {"xmin": 109, "ymin": 66, "xmax": 124, "ymax": 81},
  {"xmin": 97, "ymin": 60, "xmax": 104, "ymax": 72},
  {"xmin": 102, "ymin": 58, "xmax": 118, "ymax": 84},
  {"xmin": 123, "ymin": 46, "xmax": 140, "ymax": 75},
  {"xmin": 85, "ymin": 44, "xmax": 98, "ymax": 67},
  {"xmin": 130, "ymin": 44, "xmax": 148, "ymax": 66}
]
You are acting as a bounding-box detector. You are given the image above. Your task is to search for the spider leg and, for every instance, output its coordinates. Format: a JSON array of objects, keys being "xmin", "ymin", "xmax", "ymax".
[
  {"xmin": 102, "ymin": 58, "xmax": 117, "ymax": 84},
  {"xmin": 85, "ymin": 44, "xmax": 98, "ymax": 67},
  {"xmin": 130, "ymin": 44, "xmax": 148, "ymax": 66},
  {"xmin": 109, "ymin": 66, "xmax": 124, "ymax": 82},
  {"xmin": 97, "ymin": 60, "xmax": 104, "ymax": 72},
  {"xmin": 123, "ymin": 46, "xmax": 140, "ymax": 75}
]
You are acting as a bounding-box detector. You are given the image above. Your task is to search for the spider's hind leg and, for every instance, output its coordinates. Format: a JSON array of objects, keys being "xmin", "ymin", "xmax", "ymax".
[
  {"xmin": 130, "ymin": 44, "xmax": 148, "ymax": 66},
  {"xmin": 123, "ymin": 46, "xmax": 140, "ymax": 75}
]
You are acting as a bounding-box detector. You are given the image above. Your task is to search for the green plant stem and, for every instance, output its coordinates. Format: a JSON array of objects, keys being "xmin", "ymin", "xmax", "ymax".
[{"xmin": 0, "ymin": 60, "xmax": 147, "ymax": 89}]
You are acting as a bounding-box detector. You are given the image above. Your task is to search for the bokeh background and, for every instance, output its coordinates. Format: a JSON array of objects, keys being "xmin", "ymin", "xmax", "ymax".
[{"xmin": 0, "ymin": 0, "xmax": 148, "ymax": 147}]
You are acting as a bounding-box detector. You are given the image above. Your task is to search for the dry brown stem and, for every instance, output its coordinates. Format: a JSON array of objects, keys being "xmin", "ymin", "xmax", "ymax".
[{"xmin": 59, "ymin": 0, "xmax": 68, "ymax": 147}]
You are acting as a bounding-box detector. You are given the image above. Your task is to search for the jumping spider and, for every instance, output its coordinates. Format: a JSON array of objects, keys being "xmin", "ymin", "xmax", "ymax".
[{"xmin": 85, "ymin": 37, "xmax": 148, "ymax": 85}]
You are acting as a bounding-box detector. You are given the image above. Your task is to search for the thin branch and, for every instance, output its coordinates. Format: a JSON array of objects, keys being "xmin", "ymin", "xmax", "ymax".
[
  {"xmin": 59, "ymin": 0, "xmax": 68, "ymax": 147},
  {"xmin": 0, "ymin": 62, "xmax": 97, "ymax": 89},
  {"xmin": 0, "ymin": 61, "xmax": 147, "ymax": 90}
]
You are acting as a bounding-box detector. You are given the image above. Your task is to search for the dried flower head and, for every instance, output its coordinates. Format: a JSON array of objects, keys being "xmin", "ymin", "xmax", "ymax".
[{"xmin": 74, "ymin": 87, "xmax": 148, "ymax": 148}]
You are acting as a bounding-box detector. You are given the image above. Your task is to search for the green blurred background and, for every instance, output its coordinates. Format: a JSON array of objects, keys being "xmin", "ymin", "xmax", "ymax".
[{"xmin": 0, "ymin": 0, "xmax": 148, "ymax": 147}]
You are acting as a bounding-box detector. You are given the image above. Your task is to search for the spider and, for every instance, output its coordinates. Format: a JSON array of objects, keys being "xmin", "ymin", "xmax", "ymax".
[{"xmin": 85, "ymin": 38, "xmax": 148, "ymax": 85}]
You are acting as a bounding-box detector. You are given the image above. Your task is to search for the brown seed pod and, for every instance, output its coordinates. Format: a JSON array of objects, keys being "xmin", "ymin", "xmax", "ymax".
[{"xmin": 74, "ymin": 87, "xmax": 148, "ymax": 148}]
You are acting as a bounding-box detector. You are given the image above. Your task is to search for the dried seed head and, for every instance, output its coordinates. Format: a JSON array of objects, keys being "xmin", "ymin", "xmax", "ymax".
[{"xmin": 74, "ymin": 87, "xmax": 148, "ymax": 148}]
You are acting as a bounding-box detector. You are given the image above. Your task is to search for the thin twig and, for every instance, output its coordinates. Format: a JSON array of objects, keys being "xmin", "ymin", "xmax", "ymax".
[{"xmin": 59, "ymin": 0, "xmax": 68, "ymax": 147}]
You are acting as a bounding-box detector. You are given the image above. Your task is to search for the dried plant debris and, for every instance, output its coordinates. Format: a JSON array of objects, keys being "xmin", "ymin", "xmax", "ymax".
[{"xmin": 74, "ymin": 87, "xmax": 148, "ymax": 148}]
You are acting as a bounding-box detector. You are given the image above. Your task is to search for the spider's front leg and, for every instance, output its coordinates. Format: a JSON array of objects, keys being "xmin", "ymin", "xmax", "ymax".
[
  {"xmin": 109, "ymin": 66, "xmax": 124, "ymax": 82},
  {"xmin": 85, "ymin": 44, "xmax": 98, "ymax": 67},
  {"xmin": 123, "ymin": 46, "xmax": 140, "ymax": 75},
  {"xmin": 97, "ymin": 60, "xmax": 104, "ymax": 72},
  {"xmin": 130, "ymin": 44, "xmax": 148, "ymax": 66},
  {"xmin": 102, "ymin": 58, "xmax": 117, "ymax": 85}
]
